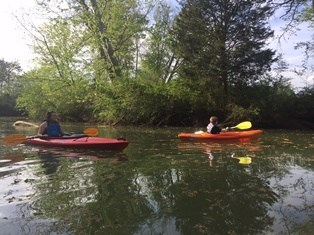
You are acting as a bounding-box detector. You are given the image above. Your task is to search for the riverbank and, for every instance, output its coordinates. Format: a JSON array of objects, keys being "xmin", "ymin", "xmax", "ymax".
[{"xmin": 1, "ymin": 116, "xmax": 313, "ymax": 130}]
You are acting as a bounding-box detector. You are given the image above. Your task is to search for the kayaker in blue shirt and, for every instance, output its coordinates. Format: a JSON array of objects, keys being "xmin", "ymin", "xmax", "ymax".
[
  {"xmin": 37, "ymin": 111, "xmax": 65, "ymax": 137},
  {"xmin": 207, "ymin": 116, "xmax": 229, "ymax": 134}
]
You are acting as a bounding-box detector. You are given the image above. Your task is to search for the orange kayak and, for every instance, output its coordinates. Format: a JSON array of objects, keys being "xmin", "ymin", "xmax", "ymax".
[{"xmin": 178, "ymin": 130, "xmax": 263, "ymax": 141}]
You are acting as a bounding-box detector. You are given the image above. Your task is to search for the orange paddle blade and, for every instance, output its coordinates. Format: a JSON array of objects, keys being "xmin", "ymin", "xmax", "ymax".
[
  {"xmin": 84, "ymin": 128, "xmax": 99, "ymax": 137},
  {"xmin": 3, "ymin": 134, "xmax": 28, "ymax": 144}
]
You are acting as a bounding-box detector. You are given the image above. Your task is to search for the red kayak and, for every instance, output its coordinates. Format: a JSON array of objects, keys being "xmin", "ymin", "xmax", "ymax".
[
  {"xmin": 178, "ymin": 130, "xmax": 263, "ymax": 141},
  {"xmin": 24, "ymin": 135, "xmax": 129, "ymax": 151}
]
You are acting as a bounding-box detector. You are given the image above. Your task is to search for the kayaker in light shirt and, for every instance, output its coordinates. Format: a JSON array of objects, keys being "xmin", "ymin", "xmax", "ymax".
[
  {"xmin": 207, "ymin": 116, "xmax": 230, "ymax": 134},
  {"xmin": 37, "ymin": 111, "xmax": 65, "ymax": 137}
]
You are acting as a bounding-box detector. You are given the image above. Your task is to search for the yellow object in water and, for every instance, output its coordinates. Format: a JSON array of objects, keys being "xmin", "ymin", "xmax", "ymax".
[{"xmin": 236, "ymin": 156, "xmax": 252, "ymax": 165}]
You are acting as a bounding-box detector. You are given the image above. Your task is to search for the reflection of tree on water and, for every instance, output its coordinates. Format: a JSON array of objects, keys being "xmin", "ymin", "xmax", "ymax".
[
  {"xmin": 167, "ymin": 161, "xmax": 279, "ymax": 235},
  {"xmin": 32, "ymin": 161, "xmax": 277, "ymax": 234},
  {"xmin": 265, "ymin": 161, "xmax": 314, "ymax": 234},
  {"xmin": 30, "ymin": 151, "xmax": 135, "ymax": 234},
  {"xmin": 26, "ymin": 139, "xmax": 312, "ymax": 235}
]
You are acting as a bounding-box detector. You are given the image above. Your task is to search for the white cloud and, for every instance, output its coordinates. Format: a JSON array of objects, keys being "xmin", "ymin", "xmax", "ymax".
[{"xmin": 307, "ymin": 75, "xmax": 314, "ymax": 84}]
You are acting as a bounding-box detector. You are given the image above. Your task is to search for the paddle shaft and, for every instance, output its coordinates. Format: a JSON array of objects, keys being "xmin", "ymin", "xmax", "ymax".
[{"xmin": 3, "ymin": 128, "xmax": 99, "ymax": 144}]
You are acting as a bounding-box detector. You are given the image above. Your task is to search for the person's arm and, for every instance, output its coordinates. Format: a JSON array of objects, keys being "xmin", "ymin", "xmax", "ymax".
[
  {"xmin": 57, "ymin": 123, "xmax": 69, "ymax": 136},
  {"xmin": 207, "ymin": 124, "xmax": 211, "ymax": 133},
  {"xmin": 37, "ymin": 122, "xmax": 47, "ymax": 136},
  {"xmin": 60, "ymin": 125, "xmax": 68, "ymax": 136}
]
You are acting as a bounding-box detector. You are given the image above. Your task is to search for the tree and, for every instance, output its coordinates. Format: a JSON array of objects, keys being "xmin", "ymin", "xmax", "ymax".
[
  {"xmin": 16, "ymin": 0, "xmax": 152, "ymax": 120},
  {"xmin": 71, "ymin": 0, "xmax": 149, "ymax": 81},
  {"xmin": 295, "ymin": 85, "xmax": 314, "ymax": 126},
  {"xmin": 272, "ymin": 0, "xmax": 314, "ymax": 87},
  {"xmin": 272, "ymin": 0, "xmax": 314, "ymax": 36},
  {"xmin": 0, "ymin": 59, "xmax": 22, "ymax": 116},
  {"xmin": 173, "ymin": 0, "xmax": 276, "ymax": 107},
  {"xmin": 16, "ymin": 19, "xmax": 94, "ymax": 120},
  {"xmin": 34, "ymin": 0, "xmax": 150, "ymax": 81},
  {"xmin": 0, "ymin": 59, "xmax": 21, "ymax": 92},
  {"xmin": 139, "ymin": 1, "xmax": 182, "ymax": 83}
]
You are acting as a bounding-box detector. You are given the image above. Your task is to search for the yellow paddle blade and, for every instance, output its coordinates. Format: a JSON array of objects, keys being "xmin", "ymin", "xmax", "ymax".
[
  {"xmin": 84, "ymin": 128, "xmax": 99, "ymax": 137},
  {"xmin": 3, "ymin": 134, "xmax": 28, "ymax": 144},
  {"xmin": 232, "ymin": 121, "xmax": 252, "ymax": 130},
  {"xmin": 231, "ymin": 154, "xmax": 252, "ymax": 165}
]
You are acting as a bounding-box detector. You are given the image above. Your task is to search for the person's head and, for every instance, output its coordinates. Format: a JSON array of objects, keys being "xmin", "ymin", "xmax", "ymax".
[
  {"xmin": 45, "ymin": 111, "xmax": 58, "ymax": 122},
  {"xmin": 209, "ymin": 116, "xmax": 218, "ymax": 124}
]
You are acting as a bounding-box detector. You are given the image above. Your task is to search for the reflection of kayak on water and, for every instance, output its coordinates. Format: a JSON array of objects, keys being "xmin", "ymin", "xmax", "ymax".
[
  {"xmin": 35, "ymin": 146, "xmax": 128, "ymax": 163},
  {"xmin": 177, "ymin": 140, "xmax": 262, "ymax": 153},
  {"xmin": 178, "ymin": 130, "xmax": 263, "ymax": 141},
  {"xmin": 177, "ymin": 139, "xmax": 260, "ymax": 166}
]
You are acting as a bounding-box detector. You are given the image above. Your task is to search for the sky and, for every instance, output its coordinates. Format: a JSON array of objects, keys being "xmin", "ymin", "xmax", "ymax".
[
  {"xmin": 1, "ymin": 0, "xmax": 35, "ymax": 71},
  {"xmin": 269, "ymin": 10, "xmax": 314, "ymax": 88},
  {"xmin": 0, "ymin": 0, "xmax": 313, "ymax": 89}
]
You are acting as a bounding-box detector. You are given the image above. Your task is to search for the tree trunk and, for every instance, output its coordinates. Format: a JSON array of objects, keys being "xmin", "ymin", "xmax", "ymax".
[{"xmin": 81, "ymin": 0, "xmax": 121, "ymax": 79}]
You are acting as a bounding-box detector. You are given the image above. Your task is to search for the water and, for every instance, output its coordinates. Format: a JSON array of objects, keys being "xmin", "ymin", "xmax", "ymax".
[{"xmin": 0, "ymin": 117, "xmax": 313, "ymax": 235}]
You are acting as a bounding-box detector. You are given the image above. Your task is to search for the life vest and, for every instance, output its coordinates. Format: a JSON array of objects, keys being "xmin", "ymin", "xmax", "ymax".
[
  {"xmin": 207, "ymin": 123, "xmax": 221, "ymax": 134},
  {"xmin": 43, "ymin": 121, "xmax": 63, "ymax": 137}
]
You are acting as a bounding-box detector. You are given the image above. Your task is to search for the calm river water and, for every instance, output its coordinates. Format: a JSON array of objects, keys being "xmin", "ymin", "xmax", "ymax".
[{"xmin": 0, "ymin": 117, "xmax": 313, "ymax": 235}]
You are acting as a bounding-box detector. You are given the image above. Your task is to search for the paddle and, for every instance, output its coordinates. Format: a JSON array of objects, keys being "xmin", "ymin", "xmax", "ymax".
[
  {"xmin": 230, "ymin": 121, "xmax": 252, "ymax": 130},
  {"xmin": 13, "ymin": 121, "xmax": 39, "ymax": 128},
  {"xmin": 194, "ymin": 121, "xmax": 252, "ymax": 134},
  {"xmin": 2, "ymin": 128, "xmax": 99, "ymax": 144},
  {"xmin": 3, "ymin": 134, "xmax": 30, "ymax": 144},
  {"xmin": 83, "ymin": 128, "xmax": 99, "ymax": 137}
]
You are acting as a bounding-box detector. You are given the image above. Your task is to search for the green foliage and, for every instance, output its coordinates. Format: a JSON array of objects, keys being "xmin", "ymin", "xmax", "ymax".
[
  {"xmin": 295, "ymin": 86, "xmax": 314, "ymax": 121},
  {"xmin": 16, "ymin": 17, "xmax": 96, "ymax": 120},
  {"xmin": 75, "ymin": 0, "xmax": 148, "ymax": 80},
  {"xmin": 224, "ymin": 103, "xmax": 260, "ymax": 125},
  {"xmin": 303, "ymin": 6, "xmax": 314, "ymax": 21},
  {"xmin": 139, "ymin": 2, "xmax": 180, "ymax": 83},
  {"xmin": 230, "ymin": 79, "xmax": 298, "ymax": 127},
  {"xmin": 0, "ymin": 94, "xmax": 21, "ymax": 116},
  {"xmin": 92, "ymin": 76, "xmax": 202, "ymax": 125},
  {"xmin": 16, "ymin": 67, "xmax": 94, "ymax": 121},
  {"xmin": 0, "ymin": 59, "xmax": 21, "ymax": 94},
  {"xmin": 0, "ymin": 59, "xmax": 22, "ymax": 116},
  {"xmin": 7, "ymin": 0, "xmax": 313, "ymax": 128},
  {"xmin": 173, "ymin": 0, "xmax": 276, "ymax": 105}
]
